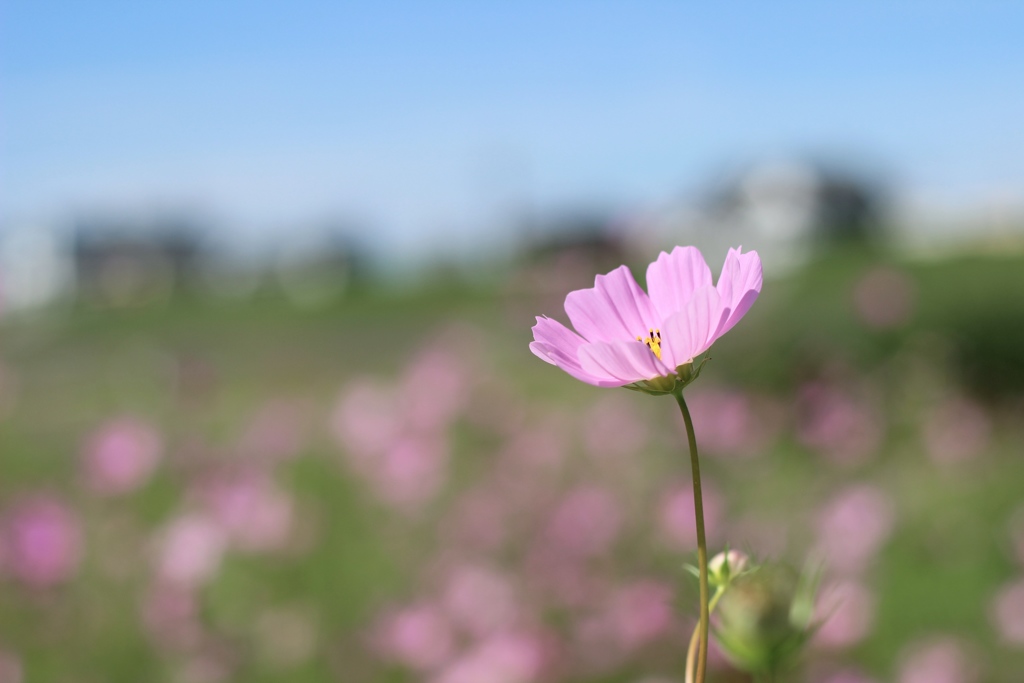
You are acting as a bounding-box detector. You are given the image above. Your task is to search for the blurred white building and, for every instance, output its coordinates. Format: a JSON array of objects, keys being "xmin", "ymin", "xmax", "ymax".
[
  {"xmin": 639, "ymin": 159, "xmax": 885, "ymax": 274},
  {"xmin": 0, "ymin": 226, "xmax": 75, "ymax": 314}
]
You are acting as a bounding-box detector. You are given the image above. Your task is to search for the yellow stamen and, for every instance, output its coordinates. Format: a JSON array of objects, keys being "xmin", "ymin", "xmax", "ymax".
[{"xmin": 638, "ymin": 328, "xmax": 662, "ymax": 360}]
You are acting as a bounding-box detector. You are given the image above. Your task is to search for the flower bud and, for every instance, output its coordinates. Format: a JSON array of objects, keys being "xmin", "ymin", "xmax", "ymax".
[
  {"xmin": 708, "ymin": 550, "xmax": 750, "ymax": 588},
  {"xmin": 713, "ymin": 563, "xmax": 816, "ymax": 676}
]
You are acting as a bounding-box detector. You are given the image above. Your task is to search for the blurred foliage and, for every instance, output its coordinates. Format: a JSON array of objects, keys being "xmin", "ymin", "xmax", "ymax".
[{"xmin": 0, "ymin": 250, "xmax": 1023, "ymax": 682}]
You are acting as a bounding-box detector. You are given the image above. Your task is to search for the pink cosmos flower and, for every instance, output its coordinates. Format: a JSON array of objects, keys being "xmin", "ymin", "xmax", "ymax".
[
  {"xmin": 442, "ymin": 564, "xmax": 520, "ymax": 637},
  {"xmin": 444, "ymin": 630, "xmax": 551, "ymax": 683},
  {"xmin": 0, "ymin": 650, "xmax": 22, "ymax": 683},
  {"xmin": 603, "ymin": 580, "xmax": 675, "ymax": 651},
  {"xmin": 542, "ymin": 486, "xmax": 622, "ymax": 560},
  {"xmin": 81, "ymin": 416, "xmax": 163, "ymax": 495},
  {"xmin": 153, "ymin": 513, "xmax": 227, "ymax": 588},
  {"xmin": 191, "ymin": 468, "xmax": 295, "ymax": 553},
  {"xmin": 582, "ymin": 395, "xmax": 650, "ymax": 460},
  {"xmin": 2, "ymin": 496, "xmax": 83, "ymax": 588},
  {"xmin": 814, "ymin": 580, "xmax": 876, "ymax": 650},
  {"xmin": 571, "ymin": 581, "xmax": 675, "ymax": 665},
  {"xmin": 989, "ymin": 578, "xmax": 1024, "ymax": 645},
  {"xmin": 898, "ymin": 637, "xmax": 979, "ymax": 683},
  {"xmin": 815, "ymin": 484, "xmax": 895, "ymax": 575},
  {"xmin": 530, "ymin": 246, "xmax": 761, "ymax": 390},
  {"xmin": 797, "ymin": 382, "xmax": 882, "ymax": 466},
  {"xmin": 372, "ymin": 602, "xmax": 455, "ymax": 672}
]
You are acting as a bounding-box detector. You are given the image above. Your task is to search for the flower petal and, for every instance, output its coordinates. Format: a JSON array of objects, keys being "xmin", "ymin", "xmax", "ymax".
[
  {"xmin": 530, "ymin": 317, "xmax": 622, "ymax": 387},
  {"xmin": 715, "ymin": 247, "xmax": 762, "ymax": 337},
  {"xmin": 578, "ymin": 339, "xmax": 672, "ymax": 386},
  {"xmin": 645, "ymin": 246, "xmax": 713, "ymax": 321},
  {"xmin": 564, "ymin": 265, "xmax": 658, "ymax": 344},
  {"xmin": 660, "ymin": 287, "xmax": 729, "ymax": 367}
]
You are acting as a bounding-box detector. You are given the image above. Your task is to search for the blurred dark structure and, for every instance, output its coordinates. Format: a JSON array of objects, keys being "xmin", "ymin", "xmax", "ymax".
[
  {"xmin": 505, "ymin": 211, "xmax": 631, "ymax": 313},
  {"xmin": 73, "ymin": 216, "xmax": 205, "ymax": 307},
  {"xmin": 520, "ymin": 212, "xmax": 629, "ymax": 274},
  {"xmin": 272, "ymin": 224, "xmax": 366, "ymax": 309},
  {"xmin": 58, "ymin": 214, "xmax": 372, "ymax": 310}
]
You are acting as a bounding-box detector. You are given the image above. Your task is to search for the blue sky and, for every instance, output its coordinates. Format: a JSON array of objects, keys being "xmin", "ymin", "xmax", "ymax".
[{"xmin": 3, "ymin": 1, "xmax": 1023, "ymax": 257}]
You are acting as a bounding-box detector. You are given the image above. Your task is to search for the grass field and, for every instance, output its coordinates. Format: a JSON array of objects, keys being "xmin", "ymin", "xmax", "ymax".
[{"xmin": 1, "ymin": 248, "xmax": 1023, "ymax": 683}]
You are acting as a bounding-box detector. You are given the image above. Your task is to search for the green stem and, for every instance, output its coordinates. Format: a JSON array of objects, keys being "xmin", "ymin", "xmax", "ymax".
[
  {"xmin": 685, "ymin": 588, "xmax": 724, "ymax": 683},
  {"xmin": 675, "ymin": 391, "xmax": 709, "ymax": 683}
]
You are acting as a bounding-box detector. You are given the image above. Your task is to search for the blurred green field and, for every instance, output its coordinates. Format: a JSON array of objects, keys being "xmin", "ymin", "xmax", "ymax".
[{"xmin": 1, "ymin": 249, "xmax": 1024, "ymax": 683}]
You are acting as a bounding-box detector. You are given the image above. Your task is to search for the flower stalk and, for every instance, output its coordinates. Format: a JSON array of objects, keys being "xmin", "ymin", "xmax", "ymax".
[
  {"xmin": 685, "ymin": 587, "xmax": 724, "ymax": 683},
  {"xmin": 528, "ymin": 245, "xmax": 763, "ymax": 681},
  {"xmin": 675, "ymin": 390, "xmax": 710, "ymax": 683}
]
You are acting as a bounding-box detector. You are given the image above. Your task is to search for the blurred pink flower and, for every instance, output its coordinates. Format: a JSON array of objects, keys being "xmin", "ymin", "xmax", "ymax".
[
  {"xmin": 82, "ymin": 416, "xmax": 163, "ymax": 495},
  {"xmin": 543, "ymin": 487, "xmax": 622, "ymax": 560},
  {"xmin": 989, "ymin": 577, "xmax": 1024, "ymax": 645},
  {"xmin": 441, "ymin": 488, "xmax": 510, "ymax": 554},
  {"xmin": 2, "ymin": 496, "xmax": 82, "ymax": 588},
  {"xmin": 922, "ymin": 396, "xmax": 991, "ymax": 465},
  {"xmin": 329, "ymin": 379, "xmax": 403, "ymax": 458},
  {"xmin": 432, "ymin": 631, "xmax": 547, "ymax": 683},
  {"xmin": 403, "ymin": 348, "xmax": 470, "ymax": 433},
  {"xmin": 372, "ymin": 602, "xmax": 455, "ymax": 672},
  {"xmin": 530, "ymin": 246, "xmax": 761, "ymax": 387},
  {"xmin": 658, "ymin": 481, "xmax": 723, "ymax": 550},
  {"xmin": 570, "ymin": 580, "xmax": 676, "ymax": 672},
  {"xmin": 524, "ymin": 545, "xmax": 605, "ymax": 610},
  {"xmin": 604, "ymin": 580, "xmax": 675, "ymax": 651},
  {"xmin": 689, "ymin": 387, "xmax": 786, "ymax": 458},
  {"xmin": 798, "ymin": 382, "xmax": 882, "ymax": 465},
  {"xmin": 687, "ymin": 387, "xmax": 757, "ymax": 457},
  {"xmin": 195, "ymin": 470, "xmax": 294, "ymax": 552},
  {"xmin": 500, "ymin": 425, "xmax": 568, "ymax": 474},
  {"xmin": 371, "ymin": 435, "xmax": 449, "ymax": 510},
  {"xmin": 898, "ymin": 637, "xmax": 978, "ymax": 683},
  {"xmin": 331, "ymin": 371, "xmax": 453, "ymax": 511},
  {"xmin": 812, "ymin": 668, "xmax": 880, "ymax": 683},
  {"xmin": 814, "ymin": 580, "xmax": 876, "ymax": 649},
  {"xmin": 154, "ymin": 513, "xmax": 226, "ymax": 588},
  {"xmin": 442, "ymin": 564, "xmax": 520, "ymax": 637},
  {"xmin": 582, "ymin": 395, "xmax": 650, "ymax": 459},
  {"xmin": 0, "ymin": 650, "xmax": 21, "ymax": 683},
  {"xmin": 816, "ymin": 485, "xmax": 895, "ymax": 575}
]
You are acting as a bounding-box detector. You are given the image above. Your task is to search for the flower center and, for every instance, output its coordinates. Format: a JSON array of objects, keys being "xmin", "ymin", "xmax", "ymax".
[{"xmin": 636, "ymin": 328, "xmax": 662, "ymax": 360}]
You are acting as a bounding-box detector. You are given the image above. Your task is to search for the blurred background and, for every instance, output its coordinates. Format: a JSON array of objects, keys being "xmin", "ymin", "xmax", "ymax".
[{"xmin": 2, "ymin": 2, "xmax": 1024, "ymax": 682}]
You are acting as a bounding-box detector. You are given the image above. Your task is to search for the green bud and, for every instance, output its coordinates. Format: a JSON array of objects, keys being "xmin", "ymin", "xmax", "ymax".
[{"xmin": 713, "ymin": 563, "xmax": 817, "ymax": 676}]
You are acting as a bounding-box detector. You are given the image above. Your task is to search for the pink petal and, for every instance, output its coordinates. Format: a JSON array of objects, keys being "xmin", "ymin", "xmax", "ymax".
[
  {"xmin": 578, "ymin": 339, "xmax": 671, "ymax": 385},
  {"xmin": 645, "ymin": 246, "xmax": 713, "ymax": 321},
  {"xmin": 532, "ymin": 315, "xmax": 586, "ymax": 354},
  {"xmin": 530, "ymin": 317, "xmax": 622, "ymax": 387},
  {"xmin": 715, "ymin": 247, "xmax": 762, "ymax": 337},
  {"xmin": 660, "ymin": 287, "xmax": 728, "ymax": 367},
  {"xmin": 564, "ymin": 265, "xmax": 658, "ymax": 344}
]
